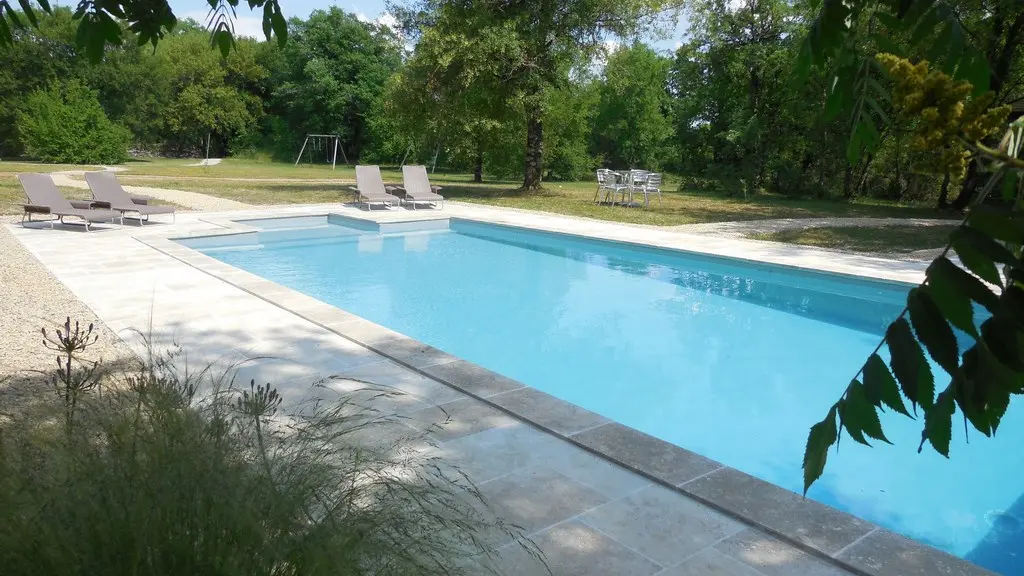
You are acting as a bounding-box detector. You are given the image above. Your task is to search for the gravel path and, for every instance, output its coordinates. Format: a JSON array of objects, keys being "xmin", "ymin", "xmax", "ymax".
[
  {"xmin": 671, "ymin": 216, "xmax": 958, "ymax": 237},
  {"xmin": 50, "ymin": 172, "xmax": 251, "ymax": 212},
  {"xmin": 0, "ymin": 216, "xmax": 134, "ymax": 401}
]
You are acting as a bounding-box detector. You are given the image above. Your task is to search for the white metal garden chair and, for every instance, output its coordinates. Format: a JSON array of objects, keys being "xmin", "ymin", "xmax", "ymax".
[
  {"xmin": 594, "ymin": 169, "xmax": 628, "ymax": 205},
  {"xmin": 636, "ymin": 172, "xmax": 662, "ymax": 208},
  {"xmin": 627, "ymin": 169, "xmax": 649, "ymax": 205}
]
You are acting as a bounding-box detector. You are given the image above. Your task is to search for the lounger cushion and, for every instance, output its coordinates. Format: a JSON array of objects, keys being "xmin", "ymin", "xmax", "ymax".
[{"xmin": 85, "ymin": 171, "xmax": 176, "ymax": 215}]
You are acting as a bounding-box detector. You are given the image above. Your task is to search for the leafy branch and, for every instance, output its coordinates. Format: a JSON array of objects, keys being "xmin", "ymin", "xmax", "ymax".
[
  {"xmin": 803, "ymin": 114, "xmax": 1024, "ymax": 492},
  {"xmin": 0, "ymin": 0, "xmax": 288, "ymax": 62},
  {"xmin": 798, "ymin": 0, "xmax": 1024, "ymax": 494}
]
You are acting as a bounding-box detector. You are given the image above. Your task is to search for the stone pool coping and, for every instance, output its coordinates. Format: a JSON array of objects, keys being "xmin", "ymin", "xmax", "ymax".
[{"xmin": 136, "ymin": 208, "xmax": 992, "ymax": 576}]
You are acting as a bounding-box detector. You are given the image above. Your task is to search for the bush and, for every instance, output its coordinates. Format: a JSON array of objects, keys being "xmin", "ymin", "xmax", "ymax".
[
  {"xmin": 17, "ymin": 81, "xmax": 131, "ymax": 164},
  {"xmin": 0, "ymin": 320, "xmax": 540, "ymax": 576}
]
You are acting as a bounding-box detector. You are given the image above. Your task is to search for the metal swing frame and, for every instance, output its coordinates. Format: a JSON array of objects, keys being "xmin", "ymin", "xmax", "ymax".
[{"xmin": 294, "ymin": 134, "xmax": 348, "ymax": 169}]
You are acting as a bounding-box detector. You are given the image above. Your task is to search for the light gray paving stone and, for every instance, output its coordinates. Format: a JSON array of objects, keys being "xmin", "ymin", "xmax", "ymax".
[
  {"xmin": 836, "ymin": 529, "xmax": 996, "ymax": 576},
  {"xmin": 540, "ymin": 442, "xmax": 651, "ymax": 499},
  {"xmin": 372, "ymin": 336, "xmax": 454, "ymax": 369},
  {"xmin": 477, "ymin": 466, "xmax": 609, "ymax": 535},
  {"xmin": 419, "ymin": 359, "xmax": 525, "ymax": 397},
  {"xmin": 715, "ymin": 529, "xmax": 852, "ymax": 576},
  {"xmin": 327, "ymin": 316, "xmax": 406, "ymax": 346},
  {"xmin": 658, "ymin": 548, "xmax": 763, "ymax": 576},
  {"xmin": 337, "ymin": 359, "xmax": 465, "ymax": 406},
  {"xmin": 430, "ymin": 422, "xmax": 566, "ymax": 484},
  {"xmin": 488, "ymin": 386, "xmax": 609, "ymax": 435},
  {"xmin": 496, "ymin": 520, "xmax": 663, "ymax": 576},
  {"xmin": 571, "ymin": 422, "xmax": 722, "ymax": 485},
  {"xmin": 324, "ymin": 376, "xmax": 434, "ymax": 415},
  {"xmin": 405, "ymin": 397, "xmax": 519, "ymax": 442},
  {"xmin": 684, "ymin": 468, "xmax": 873, "ymax": 556},
  {"xmin": 580, "ymin": 484, "xmax": 745, "ymax": 566}
]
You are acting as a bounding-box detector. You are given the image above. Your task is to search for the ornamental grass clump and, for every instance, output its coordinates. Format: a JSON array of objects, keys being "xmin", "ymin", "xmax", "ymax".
[{"xmin": 0, "ymin": 322, "xmax": 541, "ymax": 576}]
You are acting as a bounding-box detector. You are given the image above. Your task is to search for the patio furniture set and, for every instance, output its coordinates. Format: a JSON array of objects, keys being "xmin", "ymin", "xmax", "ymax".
[
  {"xmin": 19, "ymin": 172, "xmax": 175, "ymax": 231},
  {"xmin": 594, "ymin": 168, "xmax": 662, "ymax": 208}
]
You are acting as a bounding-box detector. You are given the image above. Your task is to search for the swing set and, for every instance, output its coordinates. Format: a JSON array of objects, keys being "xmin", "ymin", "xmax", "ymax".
[{"xmin": 294, "ymin": 134, "xmax": 348, "ymax": 169}]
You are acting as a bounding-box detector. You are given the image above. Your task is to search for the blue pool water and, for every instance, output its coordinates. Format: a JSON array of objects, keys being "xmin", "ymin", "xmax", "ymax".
[{"xmin": 184, "ymin": 216, "xmax": 1023, "ymax": 574}]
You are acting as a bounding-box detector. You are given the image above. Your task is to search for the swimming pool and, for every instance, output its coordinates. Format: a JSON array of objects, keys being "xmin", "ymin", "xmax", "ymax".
[{"xmin": 182, "ymin": 216, "xmax": 1023, "ymax": 574}]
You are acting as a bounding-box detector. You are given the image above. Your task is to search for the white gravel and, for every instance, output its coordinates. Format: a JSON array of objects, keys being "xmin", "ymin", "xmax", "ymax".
[
  {"xmin": 0, "ymin": 217, "xmax": 134, "ymax": 400},
  {"xmin": 2, "ymin": 168, "xmax": 248, "ymax": 398}
]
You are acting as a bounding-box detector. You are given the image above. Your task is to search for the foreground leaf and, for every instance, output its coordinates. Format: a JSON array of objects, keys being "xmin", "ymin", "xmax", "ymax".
[
  {"xmin": 842, "ymin": 380, "xmax": 890, "ymax": 445},
  {"xmin": 863, "ymin": 353, "xmax": 910, "ymax": 416},
  {"xmin": 922, "ymin": 388, "xmax": 955, "ymax": 456},
  {"xmin": 803, "ymin": 405, "xmax": 838, "ymax": 494},
  {"xmin": 968, "ymin": 206, "xmax": 1024, "ymax": 244},
  {"xmin": 925, "ymin": 261, "xmax": 978, "ymax": 339},
  {"xmin": 928, "ymin": 256, "xmax": 1001, "ymax": 318},
  {"xmin": 886, "ymin": 318, "xmax": 934, "ymax": 411},
  {"xmin": 907, "ymin": 288, "xmax": 962, "ymax": 377},
  {"xmin": 952, "ymin": 229, "xmax": 1006, "ymax": 287},
  {"xmin": 981, "ymin": 317, "xmax": 1024, "ymax": 371}
]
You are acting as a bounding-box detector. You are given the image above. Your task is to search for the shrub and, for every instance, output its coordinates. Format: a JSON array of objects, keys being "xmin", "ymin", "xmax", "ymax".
[
  {"xmin": 17, "ymin": 81, "xmax": 131, "ymax": 164},
  {"xmin": 0, "ymin": 321, "xmax": 541, "ymax": 575}
]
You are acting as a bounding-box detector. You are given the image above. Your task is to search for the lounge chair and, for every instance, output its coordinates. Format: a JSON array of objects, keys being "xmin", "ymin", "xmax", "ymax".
[
  {"xmin": 84, "ymin": 171, "xmax": 175, "ymax": 225},
  {"xmin": 399, "ymin": 165, "xmax": 444, "ymax": 209},
  {"xmin": 350, "ymin": 165, "xmax": 401, "ymax": 210},
  {"xmin": 18, "ymin": 173, "xmax": 122, "ymax": 231}
]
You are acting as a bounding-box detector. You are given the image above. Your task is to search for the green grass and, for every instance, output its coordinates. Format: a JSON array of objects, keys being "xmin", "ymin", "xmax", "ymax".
[
  {"xmin": 6, "ymin": 157, "xmax": 957, "ymax": 225},
  {"xmin": 749, "ymin": 225, "xmax": 958, "ymax": 254},
  {"xmin": 115, "ymin": 159, "xmax": 953, "ymax": 226},
  {"xmin": 118, "ymin": 157, "xmax": 360, "ymax": 179},
  {"xmin": 0, "ymin": 160, "xmax": 102, "ymax": 174}
]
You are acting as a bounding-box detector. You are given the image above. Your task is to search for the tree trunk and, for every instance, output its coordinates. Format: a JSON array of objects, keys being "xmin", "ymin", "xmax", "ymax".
[
  {"xmin": 937, "ymin": 172, "xmax": 951, "ymax": 208},
  {"xmin": 950, "ymin": 162, "xmax": 979, "ymax": 210},
  {"xmin": 523, "ymin": 99, "xmax": 544, "ymax": 190},
  {"xmin": 842, "ymin": 164, "xmax": 854, "ymax": 199},
  {"xmin": 473, "ymin": 149, "xmax": 483, "ymax": 183},
  {"xmin": 856, "ymin": 154, "xmax": 875, "ymax": 197}
]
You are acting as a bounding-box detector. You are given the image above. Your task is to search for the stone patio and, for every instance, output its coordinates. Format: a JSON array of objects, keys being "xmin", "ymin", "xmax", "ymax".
[{"xmin": 6, "ymin": 203, "xmax": 990, "ymax": 576}]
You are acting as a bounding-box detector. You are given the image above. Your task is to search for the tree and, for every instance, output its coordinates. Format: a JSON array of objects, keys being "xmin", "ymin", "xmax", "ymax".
[
  {"xmin": 373, "ymin": 12, "xmax": 520, "ymax": 180},
  {"xmin": 544, "ymin": 78, "xmax": 600, "ymax": 180},
  {"xmin": 669, "ymin": 0, "xmax": 851, "ymax": 198},
  {"xmin": 594, "ymin": 43, "xmax": 672, "ymax": 169},
  {"xmin": 154, "ymin": 25, "xmax": 265, "ymax": 156},
  {"xmin": 273, "ymin": 8, "xmax": 402, "ymax": 161},
  {"xmin": 0, "ymin": 7, "xmax": 81, "ymax": 156},
  {"xmin": 943, "ymin": 1, "xmax": 1024, "ymax": 209},
  {"xmin": 18, "ymin": 80, "xmax": 130, "ymax": 163},
  {"xmin": 391, "ymin": 0, "xmax": 681, "ymax": 189}
]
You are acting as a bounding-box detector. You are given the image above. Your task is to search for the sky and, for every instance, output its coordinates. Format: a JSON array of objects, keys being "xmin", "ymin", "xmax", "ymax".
[{"xmin": 167, "ymin": 0, "xmax": 689, "ymax": 54}]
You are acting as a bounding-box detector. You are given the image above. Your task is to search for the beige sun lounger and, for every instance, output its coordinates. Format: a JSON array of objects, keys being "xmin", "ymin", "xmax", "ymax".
[
  {"xmin": 399, "ymin": 165, "xmax": 444, "ymax": 209},
  {"xmin": 84, "ymin": 171, "xmax": 175, "ymax": 225},
  {"xmin": 18, "ymin": 173, "xmax": 122, "ymax": 231},
  {"xmin": 350, "ymin": 165, "xmax": 401, "ymax": 210}
]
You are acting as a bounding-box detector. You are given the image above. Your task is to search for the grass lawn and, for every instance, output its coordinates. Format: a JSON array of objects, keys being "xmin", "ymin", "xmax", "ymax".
[
  {"xmin": 749, "ymin": 225, "xmax": 958, "ymax": 254},
  {"xmin": 113, "ymin": 158, "xmax": 954, "ymax": 226},
  {"xmin": 0, "ymin": 161, "xmax": 102, "ymax": 174},
  {"xmin": 4, "ymin": 158, "xmax": 958, "ymax": 226}
]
